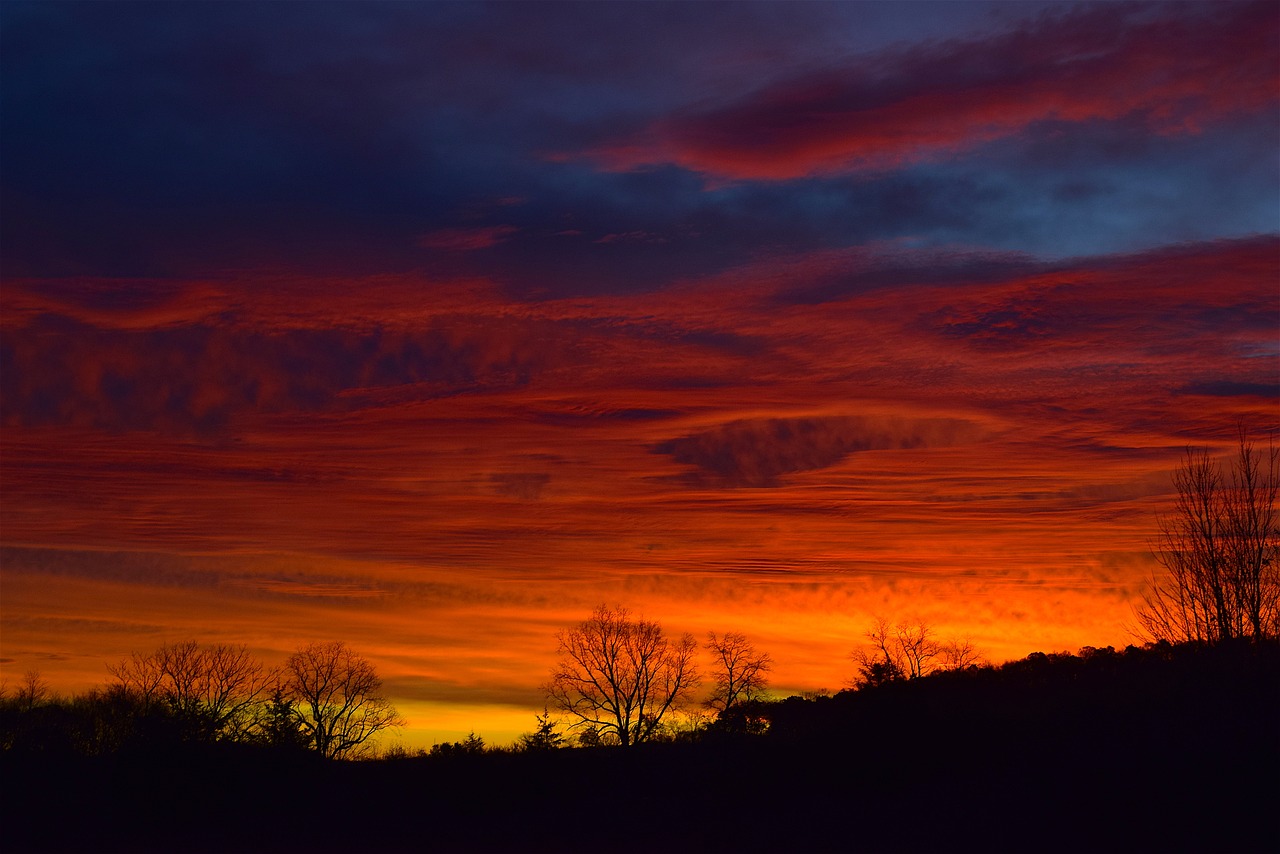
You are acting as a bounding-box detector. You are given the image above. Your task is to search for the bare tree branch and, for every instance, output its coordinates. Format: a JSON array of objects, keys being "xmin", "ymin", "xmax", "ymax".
[
  {"xmin": 109, "ymin": 641, "xmax": 273, "ymax": 741},
  {"xmin": 853, "ymin": 616, "xmax": 984, "ymax": 688},
  {"xmin": 705, "ymin": 631, "xmax": 772, "ymax": 715},
  {"xmin": 546, "ymin": 605, "xmax": 700, "ymax": 747},
  {"xmin": 1136, "ymin": 428, "xmax": 1279, "ymax": 644},
  {"xmin": 284, "ymin": 641, "xmax": 405, "ymax": 759}
]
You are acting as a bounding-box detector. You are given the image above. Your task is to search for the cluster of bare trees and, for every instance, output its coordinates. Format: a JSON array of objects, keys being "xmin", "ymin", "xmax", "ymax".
[
  {"xmin": 545, "ymin": 605, "xmax": 772, "ymax": 746},
  {"xmin": 543, "ymin": 604, "xmax": 992, "ymax": 746},
  {"xmin": 109, "ymin": 640, "xmax": 274, "ymax": 742},
  {"xmin": 543, "ymin": 603, "xmax": 995, "ymax": 746},
  {"xmin": 12, "ymin": 427, "xmax": 1271, "ymax": 758},
  {"xmin": 108, "ymin": 639, "xmax": 403, "ymax": 757},
  {"xmin": 1136, "ymin": 429, "xmax": 1279, "ymax": 644},
  {"xmin": 5, "ymin": 671, "xmax": 51, "ymax": 713},
  {"xmin": 851, "ymin": 616, "xmax": 984, "ymax": 688}
]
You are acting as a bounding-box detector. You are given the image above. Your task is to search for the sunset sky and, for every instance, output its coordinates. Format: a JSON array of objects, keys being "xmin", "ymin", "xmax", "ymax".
[{"xmin": 2, "ymin": 1, "xmax": 1277, "ymax": 749}]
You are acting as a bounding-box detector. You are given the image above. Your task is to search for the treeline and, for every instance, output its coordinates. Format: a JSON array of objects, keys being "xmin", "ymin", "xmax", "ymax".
[
  {"xmin": 3, "ymin": 637, "xmax": 1275, "ymax": 853},
  {"xmin": 0, "ymin": 606, "xmax": 982, "ymax": 760},
  {"xmin": 0, "ymin": 639, "xmax": 401, "ymax": 759},
  {"xmin": 386, "ymin": 635, "xmax": 1280, "ymax": 757},
  {"xmin": 1, "ymin": 619, "xmax": 1270, "ymax": 761},
  {"xmin": 5, "ymin": 426, "xmax": 1273, "ymax": 765}
]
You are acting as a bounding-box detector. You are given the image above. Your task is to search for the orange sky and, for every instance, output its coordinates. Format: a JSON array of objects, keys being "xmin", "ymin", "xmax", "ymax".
[
  {"xmin": 4, "ymin": 237, "xmax": 1276, "ymax": 747},
  {"xmin": 2, "ymin": 1, "xmax": 1277, "ymax": 749}
]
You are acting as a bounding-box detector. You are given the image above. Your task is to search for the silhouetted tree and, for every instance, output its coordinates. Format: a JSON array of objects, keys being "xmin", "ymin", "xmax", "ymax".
[
  {"xmin": 894, "ymin": 618, "xmax": 940, "ymax": 678},
  {"xmin": 575, "ymin": 723, "xmax": 603, "ymax": 747},
  {"xmin": 109, "ymin": 641, "xmax": 274, "ymax": 741},
  {"xmin": 856, "ymin": 657, "xmax": 905, "ymax": 689},
  {"xmin": 15, "ymin": 671, "xmax": 50, "ymax": 712},
  {"xmin": 547, "ymin": 604, "xmax": 700, "ymax": 747},
  {"xmin": 428, "ymin": 731, "xmax": 486, "ymax": 757},
  {"xmin": 940, "ymin": 637, "xmax": 985, "ymax": 670},
  {"xmin": 1136, "ymin": 429, "xmax": 1279, "ymax": 644},
  {"xmin": 517, "ymin": 707, "xmax": 565, "ymax": 751},
  {"xmin": 853, "ymin": 617, "xmax": 985, "ymax": 688},
  {"xmin": 853, "ymin": 616, "xmax": 932, "ymax": 687},
  {"xmin": 72, "ymin": 684, "xmax": 158, "ymax": 754},
  {"xmin": 256, "ymin": 688, "xmax": 309, "ymax": 750},
  {"xmin": 860, "ymin": 614, "xmax": 988, "ymax": 686},
  {"xmin": 1, "ymin": 674, "xmax": 43, "ymax": 753},
  {"xmin": 705, "ymin": 631, "xmax": 772, "ymax": 715},
  {"xmin": 284, "ymin": 641, "xmax": 404, "ymax": 758}
]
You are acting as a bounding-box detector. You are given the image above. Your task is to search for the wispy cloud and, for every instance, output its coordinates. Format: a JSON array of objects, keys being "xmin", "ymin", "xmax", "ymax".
[
  {"xmin": 585, "ymin": 3, "xmax": 1278, "ymax": 180},
  {"xmin": 1, "ymin": 0, "xmax": 1275, "ymax": 747}
]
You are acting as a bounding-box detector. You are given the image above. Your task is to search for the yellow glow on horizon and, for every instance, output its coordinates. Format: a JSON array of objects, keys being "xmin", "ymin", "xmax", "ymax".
[
  {"xmin": 2, "ymin": 237, "xmax": 1273, "ymax": 754},
  {"xmin": 391, "ymin": 700, "xmax": 535, "ymax": 752}
]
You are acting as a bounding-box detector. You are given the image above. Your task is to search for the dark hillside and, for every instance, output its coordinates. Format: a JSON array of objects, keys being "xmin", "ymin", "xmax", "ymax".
[{"xmin": 3, "ymin": 640, "xmax": 1277, "ymax": 853}]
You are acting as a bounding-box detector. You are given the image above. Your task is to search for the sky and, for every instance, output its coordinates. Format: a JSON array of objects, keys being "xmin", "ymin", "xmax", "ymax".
[{"xmin": 1, "ymin": 0, "xmax": 1277, "ymax": 749}]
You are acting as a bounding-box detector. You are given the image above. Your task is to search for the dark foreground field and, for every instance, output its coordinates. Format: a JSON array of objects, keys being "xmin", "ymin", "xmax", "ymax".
[{"xmin": 4, "ymin": 640, "xmax": 1278, "ymax": 853}]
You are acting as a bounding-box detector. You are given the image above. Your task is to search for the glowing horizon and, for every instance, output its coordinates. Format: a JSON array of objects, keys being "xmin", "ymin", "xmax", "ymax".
[{"xmin": 1, "ymin": 1, "xmax": 1277, "ymax": 750}]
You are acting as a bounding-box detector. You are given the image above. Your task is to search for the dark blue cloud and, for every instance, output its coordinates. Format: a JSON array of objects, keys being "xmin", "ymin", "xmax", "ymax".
[{"xmin": 1, "ymin": 0, "xmax": 1274, "ymax": 291}]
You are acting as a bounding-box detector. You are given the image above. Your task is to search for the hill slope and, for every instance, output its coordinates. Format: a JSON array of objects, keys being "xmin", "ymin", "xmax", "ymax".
[{"xmin": 3, "ymin": 640, "xmax": 1277, "ymax": 853}]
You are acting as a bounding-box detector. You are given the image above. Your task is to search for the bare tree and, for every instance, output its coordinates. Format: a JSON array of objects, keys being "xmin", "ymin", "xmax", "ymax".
[
  {"xmin": 16, "ymin": 670, "xmax": 51, "ymax": 712},
  {"xmin": 546, "ymin": 605, "xmax": 700, "ymax": 747},
  {"xmin": 199, "ymin": 644, "xmax": 278, "ymax": 740},
  {"xmin": 853, "ymin": 615, "xmax": 939, "ymax": 687},
  {"xmin": 939, "ymin": 637, "xmax": 984, "ymax": 671},
  {"xmin": 284, "ymin": 641, "xmax": 405, "ymax": 758},
  {"xmin": 893, "ymin": 618, "xmax": 939, "ymax": 678},
  {"xmin": 853, "ymin": 616, "xmax": 905, "ymax": 688},
  {"xmin": 705, "ymin": 631, "xmax": 772, "ymax": 715},
  {"xmin": 1136, "ymin": 429, "xmax": 1279, "ymax": 644},
  {"xmin": 853, "ymin": 616, "xmax": 982, "ymax": 688},
  {"xmin": 109, "ymin": 647, "xmax": 166, "ymax": 705},
  {"xmin": 109, "ymin": 641, "xmax": 274, "ymax": 740}
]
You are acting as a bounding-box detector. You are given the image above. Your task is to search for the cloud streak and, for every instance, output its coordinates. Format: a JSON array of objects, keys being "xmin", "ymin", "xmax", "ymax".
[
  {"xmin": 656, "ymin": 415, "xmax": 988, "ymax": 487},
  {"xmin": 588, "ymin": 3, "xmax": 1279, "ymax": 180},
  {"xmin": 1, "ymin": 1, "xmax": 1275, "ymax": 748}
]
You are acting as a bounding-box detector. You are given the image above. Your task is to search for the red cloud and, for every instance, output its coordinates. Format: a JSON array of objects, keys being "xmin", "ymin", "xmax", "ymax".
[{"xmin": 587, "ymin": 3, "xmax": 1279, "ymax": 180}]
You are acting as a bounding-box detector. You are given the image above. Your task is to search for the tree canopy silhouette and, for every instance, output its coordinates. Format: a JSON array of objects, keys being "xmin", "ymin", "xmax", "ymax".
[
  {"xmin": 546, "ymin": 604, "xmax": 699, "ymax": 747},
  {"xmin": 1136, "ymin": 428, "xmax": 1279, "ymax": 644},
  {"xmin": 516, "ymin": 707, "xmax": 565, "ymax": 751},
  {"xmin": 852, "ymin": 616, "xmax": 984, "ymax": 688},
  {"xmin": 705, "ymin": 631, "xmax": 771, "ymax": 715},
  {"xmin": 284, "ymin": 641, "xmax": 404, "ymax": 758},
  {"xmin": 109, "ymin": 640, "xmax": 274, "ymax": 742}
]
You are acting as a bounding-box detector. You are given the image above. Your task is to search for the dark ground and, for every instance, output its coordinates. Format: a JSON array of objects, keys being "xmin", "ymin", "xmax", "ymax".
[{"xmin": 4, "ymin": 640, "xmax": 1277, "ymax": 853}]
